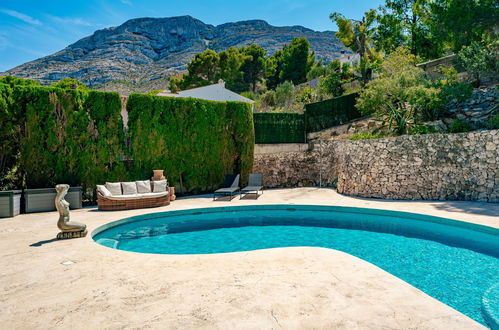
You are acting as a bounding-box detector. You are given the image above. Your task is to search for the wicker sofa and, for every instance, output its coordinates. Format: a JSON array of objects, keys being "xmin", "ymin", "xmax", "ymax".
[{"xmin": 97, "ymin": 180, "xmax": 170, "ymax": 211}]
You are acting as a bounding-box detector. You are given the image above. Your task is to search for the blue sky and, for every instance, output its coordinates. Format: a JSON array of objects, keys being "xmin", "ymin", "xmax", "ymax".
[{"xmin": 0, "ymin": 0, "xmax": 384, "ymax": 72}]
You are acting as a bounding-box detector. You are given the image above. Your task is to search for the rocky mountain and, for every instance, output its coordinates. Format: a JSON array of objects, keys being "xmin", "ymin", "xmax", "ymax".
[{"xmin": 4, "ymin": 16, "xmax": 350, "ymax": 94}]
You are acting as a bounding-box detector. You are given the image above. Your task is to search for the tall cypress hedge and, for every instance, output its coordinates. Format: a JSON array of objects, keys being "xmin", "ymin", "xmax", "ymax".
[
  {"xmin": 127, "ymin": 95, "xmax": 254, "ymax": 193},
  {"xmin": 304, "ymin": 93, "xmax": 361, "ymax": 132},
  {"xmin": 0, "ymin": 84, "xmax": 127, "ymax": 199},
  {"xmin": 0, "ymin": 83, "xmax": 19, "ymax": 190},
  {"xmin": 253, "ymin": 113, "xmax": 306, "ymax": 143}
]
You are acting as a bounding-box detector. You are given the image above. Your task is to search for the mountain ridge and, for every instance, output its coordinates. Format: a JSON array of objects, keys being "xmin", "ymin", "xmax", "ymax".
[{"xmin": 4, "ymin": 15, "xmax": 350, "ymax": 94}]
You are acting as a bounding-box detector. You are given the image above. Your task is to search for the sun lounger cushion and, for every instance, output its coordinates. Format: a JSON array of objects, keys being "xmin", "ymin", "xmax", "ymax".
[
  {"xmin": 97, "ymin": 185, "xmax": 112, "ymax": 197},
  {"xmin": 122, "ymin": 182, "xmax": 138, "ymax": 195},
  {"xmin": 153, "ymin": 180, "xmax": 167, "ymax": 192},
  {"xmin": 105, "ymin": 182, "xmax": 122, "ymax": 195},
  {"xmin": 136, "ymin": 180, "xmax": 152, "ymax": 193}
]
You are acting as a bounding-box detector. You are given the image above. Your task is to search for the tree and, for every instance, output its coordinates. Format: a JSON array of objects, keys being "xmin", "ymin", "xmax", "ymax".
[
  {"xmin": 240, "ymin": 44, "xmax": 266, "ymax": 92},
  {"xmin": 219, "ymin": 47, "xmax": 248, "ymax": 92},
  {"xmin": 374, "ymin": 0, "xmax": 437, "ymax": 59},
  {"xmin": 51, "ymin": 78, "xmax": 89, "ymax": 90},
  {"xmin": 430, "ymin": 0, "xmax": 498, "ymax": 53},
  {"xmin": 458, "ymin": 37, "xmax": 499, "ymax": 86},
  {"xmin": 330, "ymin": 10, "xmax": 382, "ymax": 85},
  {"xmin": 318, "ymin": 71, "xmax": 344, "ymax": 98},
  {"xmin": 356, "ymin": 47, "xmax": 441, "ymax": 135},
  {"xmin": 186, "ymin": 49, "xmax": 221, "ymax": 87},
  {"xmin": 279, "ymin": 37, "xmax": 314, "ymax": 85},
  {"xmin": 265, "ymin": 50, "xmax": 283, "ymax": 90},
  {"xmin": 306, "ymin": 59, "xmax": 327, "ymax": 80}
]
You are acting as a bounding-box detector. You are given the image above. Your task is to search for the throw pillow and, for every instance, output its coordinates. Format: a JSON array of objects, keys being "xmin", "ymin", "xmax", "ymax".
[
  {"xmin": 96, "ymin": 185, "xmax": 112, "ymax": 197},
  {"xmin": 136, "ymin": 180, "xmax": 152, "ymax": 194},
  {"xmin": 105, "ymin": 182, "xmax": 122, "ymax": 195},
  {"xmin": 153, "ymin": 180, "xmax": 167, "ymax": 192},
  {"xmin": 122, "ymin": 182, "xmax": 138, "ymax": 195}
]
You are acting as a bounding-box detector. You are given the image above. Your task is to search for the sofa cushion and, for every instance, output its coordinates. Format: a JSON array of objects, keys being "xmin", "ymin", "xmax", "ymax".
[
  {"xmin": 153, "ymin": 180, "xmax": 167, "ymax": 192},
  {"xmin": 106, "ymin": 192, "xmax": 168, "ymax": 200},
  {"xmin": 105, "ymin": 182, "xmax": 122, "ymax": 195},
  {"xmin": 122, "ymin": 182, "xmax": 138, "ymax": 195},
  {"xmin": 139, "ymin": 192, "xmax": 168, "ymax": 198},
  {"xmin": 96, "ymin": 185, "xmax": 112, "ymax": 197},
  {"xmin": 136, "ymin": 180, "xmax": 152, "ymax": 194},
  {"xmin": 106, "ymin": 194, "xmax": 140, "ymax": 200}
]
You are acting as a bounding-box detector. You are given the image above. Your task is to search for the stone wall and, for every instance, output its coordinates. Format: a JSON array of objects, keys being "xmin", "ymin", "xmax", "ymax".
[
  {"xmin": 335, "ymin": 131, "xmax": 498, "ymax": 202},
  {"xmin": 253, "ymin": 150, "xmax": 320, "ymax": 188},
  {"xmin": 253, "ymin": 130, "xmax": 499, "ymax": 202}
]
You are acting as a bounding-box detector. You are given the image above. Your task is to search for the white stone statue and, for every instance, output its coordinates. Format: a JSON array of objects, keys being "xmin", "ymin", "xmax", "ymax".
[{"xmin": 55, "ymin": 184, "xmax": 87, "ymax": 239}]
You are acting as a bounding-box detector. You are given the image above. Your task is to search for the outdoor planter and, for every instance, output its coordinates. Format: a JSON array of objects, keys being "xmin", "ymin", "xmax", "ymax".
[
  {"xmin": 0, "ymin": 190, "xmax": 22, "ymax": 218},
  {"xmin": 25, "ymin": 186, "xmax": 82, "ymax": 213}
]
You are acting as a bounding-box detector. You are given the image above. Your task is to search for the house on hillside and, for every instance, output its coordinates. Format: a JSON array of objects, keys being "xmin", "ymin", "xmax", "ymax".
[
  {"xmin": 338, "ymin": 51, "xmax": 360, "ymax": 66},
  {"xmin": 157, "ymin": 80, "xmax": 255, "ymax": 111}
]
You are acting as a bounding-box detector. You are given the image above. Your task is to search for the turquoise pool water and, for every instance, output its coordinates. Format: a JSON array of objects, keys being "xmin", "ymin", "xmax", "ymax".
[{"xmin": 93, "ymin": 205, "xmax": 499, "ymax": 326}]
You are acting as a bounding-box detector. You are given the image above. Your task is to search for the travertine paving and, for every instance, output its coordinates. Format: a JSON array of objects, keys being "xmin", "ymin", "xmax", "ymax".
[{"xmin": 1, "ymin": 188, "xmax": 497, "ymax": 329}]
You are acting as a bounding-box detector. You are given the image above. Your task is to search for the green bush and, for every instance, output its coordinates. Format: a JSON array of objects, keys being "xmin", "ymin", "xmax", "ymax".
[
  {"xmin": 487, "ymin": 113, "xmax": 499, "ymax": 129},
  {"xmin": 356, "ymin": 48, "xmax": 442, "ymax": 135},
  {"xmin": 447, "ymin": 119, "xmax": 472, "ymax": 133},
  {"xmin": 304, "ymin": 93, "xmax": 360, "ymax": 132},
  {"xmin": 254, "ymin": 113, "xmax": 305, "ymax": 143},
  {"xmin": 127, "ymin": 95, "xmax": 254, "ymax": 193},
  {"xmin": 0, "ymin": 83, "xmax": 19, "ymax": 190},
  {"xmin": 409, "ymin": 124, "xmax": 434, "ymax": 135},
  {"xmin": 0, "ymin": 84, "xmax": 127, "ymax": 200},
  {"xmin": 348, "ymin": 131, "xmax": 382, "ymax": 140},
  {"xmin": 0, "ymin": 85, "xmax": 255, "ymax": 199}
]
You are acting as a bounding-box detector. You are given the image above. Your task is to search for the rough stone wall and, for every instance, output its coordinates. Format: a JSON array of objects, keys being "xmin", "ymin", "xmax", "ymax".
[
  {"xmin": 335, "ymin": 131, "xmax": 498, "ymax": 202},
  {"xmin": 253, "ymin": 130, "xmax": 499, "ymax": 202},
  {"xmin": 253, "ymin": 151, "xmax": 321, "ymax": 188}
]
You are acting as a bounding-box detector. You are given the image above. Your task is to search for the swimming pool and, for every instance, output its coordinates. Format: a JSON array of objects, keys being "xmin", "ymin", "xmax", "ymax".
[{"xmin": 93, "ymin": 205, "xmax": 499, "ymax": 326}]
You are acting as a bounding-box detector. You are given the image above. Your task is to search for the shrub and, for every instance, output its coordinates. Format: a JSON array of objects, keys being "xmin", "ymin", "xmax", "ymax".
[
  {"xmin": 348, "ymin": 131, "xmax": 382, "ymax": 140},
  {"xmin": 274, "ymin": 81, "xmax": 295, "ymax": 108},
  {"xmin": 487, "ymin": 113, "xmax": 499, "ymax": 129},
  {"xmin": 260, "ymin": 90, "xmax": 276, "ymax": 107},
  {"xmin": 296, "ymin": 87, "xmax": 316, "ymax": 104},
  {"xmin": 458, "ymin": 38, "xmax": 498, "ymax": 85},
  {"xmin": 146, "ymin": 89, "xmax": 163, "ymax": 96},
  {"xmin": 410, "ymin": 124, "xmax": 434, "ymax": 135},
  {"xmin": 318, "ymin": 71, "xmax": 344, "ymax": 98},
  {"xmin": 356, "ymin": 48, "xmax": 442, "ymax": 135},
  {"xmin": 447, "ymin": 119, "xmax": 472, "ymax": 133},
  {"xmin": 1, "ymin": 85, "xmax": 127, "ymax": 200},
  {"xmin": 240, "ymin": 91, "xmax": 256, "ymax": 100},
  {"xmin": 127, "ymin": 95, "xmax": 254, "ymax": 192}
]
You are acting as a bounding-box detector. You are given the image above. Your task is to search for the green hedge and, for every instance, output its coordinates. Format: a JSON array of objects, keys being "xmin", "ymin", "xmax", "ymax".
[
  {"xmin": 0, "ymin": 84, "xmax": 254, "ymax": 199},
  {"xmin": 304, "ymin": 93, "xmax": 361, "ymax": 132},
  {"xmin": 127, "ymin": 95, "xmax": 254, "ymax": 193},
  {"xmin": 0, "ymin": 83, "xmax": 18, "ymax": 190},
  {"xmin": 254, "ymin": 113, "xmax": 306, "ymax": 143},
  {"xmin": 0, "ymin": 84, "xmax": 127, "ymax": 198}
]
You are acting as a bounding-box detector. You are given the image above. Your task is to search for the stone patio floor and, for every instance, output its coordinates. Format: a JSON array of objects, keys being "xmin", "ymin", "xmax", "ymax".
[{"xmin": 1, "ymin": 188, "xmax": 497, "ymax": 329}]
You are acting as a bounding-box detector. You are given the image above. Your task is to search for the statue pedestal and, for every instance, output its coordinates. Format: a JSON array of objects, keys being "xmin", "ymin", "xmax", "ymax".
[{"xmin": 57, "ymin": 230, "xmax": 87, "ymax": 239}]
